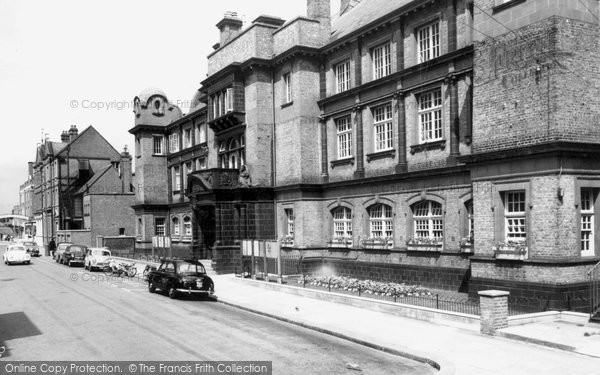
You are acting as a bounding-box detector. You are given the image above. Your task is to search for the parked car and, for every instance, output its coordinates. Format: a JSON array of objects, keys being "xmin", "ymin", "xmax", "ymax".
[
  {"xmin": 84, "ymin": 247, "xmax": 111, "ymax": 271},
  {"xmin": 3, "ymin": 245, "xmax": 31, "ymax": 265},
  {"xmin": 147, "ymin": 259, "xmax": 215, "ymax": 299},
  {"xmin": 60, "ymin": 244, "xmax": 87, "ymax": 267},
  {"xmin": 22, "ymin": 241, "xmax": 40, "ymax": 257},
  {"xmin": 55, "ymin": 242, "xmax": 73, "ymax": 262}
]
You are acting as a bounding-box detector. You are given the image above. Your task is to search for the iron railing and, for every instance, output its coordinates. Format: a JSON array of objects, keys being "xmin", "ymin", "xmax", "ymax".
[{"xmin": 588, "ymin": 261, "xmax": 600, "ymax": 319}]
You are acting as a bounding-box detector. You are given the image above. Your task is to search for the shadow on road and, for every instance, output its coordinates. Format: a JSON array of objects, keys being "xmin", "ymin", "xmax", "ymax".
[{"xmin": 0, "ymin": 312, "xmax": 43, "ymax": 358}]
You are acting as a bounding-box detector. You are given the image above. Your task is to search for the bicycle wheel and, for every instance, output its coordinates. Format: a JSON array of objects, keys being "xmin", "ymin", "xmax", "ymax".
[
  {"xmin": 127, "ymin": 267, "xmax": 137, "ymax": 277},
  {"xmin": 103, "ymin": 265, "xmax": 114, "ymax": 276}
]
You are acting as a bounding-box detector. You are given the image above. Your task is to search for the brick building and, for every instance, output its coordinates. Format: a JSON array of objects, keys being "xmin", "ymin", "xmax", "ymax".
[
  {"xmin": 32, "ymin": 126, "xmax": 135, "ymax": 251},
  {"xmin": 133, "ymin": 0, "xmax": 599, "ymax": 308}
]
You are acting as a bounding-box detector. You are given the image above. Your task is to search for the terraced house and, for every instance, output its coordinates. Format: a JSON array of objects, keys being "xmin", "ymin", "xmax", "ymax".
[{"xmin": 134, "ymin": 0, "xmax": 599, "ymax": 311}]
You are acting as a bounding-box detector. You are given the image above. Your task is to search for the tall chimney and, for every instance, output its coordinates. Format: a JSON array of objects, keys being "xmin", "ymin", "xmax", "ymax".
[
  {"xmin": 307, "ymin": 0, "xmax": 331, "ymax": 43},
  {"xmin": 216, "ymin": 12, "xmax": 243, "ymax": 47},
  {"xmin": 61, "ymin": 131, "xmax": 70, "ymax": 143},
  {"xmin": 120, "ymin": 146, "xmax": 133, "ymax": 193},
  {"xmin": 68, "ymin": 125, "xmax": 78, "ymax": 141}
]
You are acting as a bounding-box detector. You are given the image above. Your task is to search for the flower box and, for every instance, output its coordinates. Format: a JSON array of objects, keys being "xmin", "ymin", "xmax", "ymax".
[
  {"xmin": 406, "ymin": 243, "xmax": 443, "ymax": 252},
  {"xmin": 327, "ymin": 237, "xmax": 353, "ymax": 248},
  {"xmin": 280, "ymin": 236, "xmax": 294, "ymax": 248},
  {"xmin": 493, "ymin": 242, "xmax": 528, "ymax": 260},
  {"xmin": 406, "ymin": 237, "xmax": 443, "ymax": 252},
  {"xmin": 360, "ymin": 237, "xmax": 394, "ymax": 250}
]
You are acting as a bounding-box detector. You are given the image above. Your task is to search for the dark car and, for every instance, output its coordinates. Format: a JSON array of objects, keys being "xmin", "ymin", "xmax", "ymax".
[
  {"xmin": 60, "ymin": 244, "xmax": 87, "ymax": 267},
  {"xmin": 147, "ymin": 259, "xmax": 215, "ymax": 299},
  {"xmin": 22, "ymin": 241, "xmax": 40, "ymax": 257}
]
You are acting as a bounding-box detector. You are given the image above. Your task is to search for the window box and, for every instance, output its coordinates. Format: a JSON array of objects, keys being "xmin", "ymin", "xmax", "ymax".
[
  {"xmin": 493, "ymin": 242, "xmax": 528, "ymax": 260},
  {"xmin": 328, "ymin": 237, "xmax": 353, "ymax": 248},
  {"xmin": 406, "ymin": 237, "xmax": 443, "ymax": 252},
  {"xmin": 360, "ymin": 236, "xmax": 394, "ymax": 250},
  {"xmin": 459, "ymin": 237, "xmax": 474, "ymax": 254},
  {"xmin": 280, "ymin": 235, "xmax": 294, "ymax": 248}
]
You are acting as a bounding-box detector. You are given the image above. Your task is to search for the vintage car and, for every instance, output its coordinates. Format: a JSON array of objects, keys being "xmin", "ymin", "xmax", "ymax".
[
  {"xmin": 3, "ymin": 245, "xmax": 31, "ymax": 265},
  {"xmin": 60, "ymin": 244, "xmax": 87, "ymax": 267},
  {"xmin": 22, "ymin": 241, "xmax": 40, "ymax": 257},
  {"xmin": 55, "ymin": 242, "xmax": 73, "ymax": 262},
  {"xmin": 84, "ymin": 247, "xmax": 111, "ymax": 271},
  {"xmin": 147, "ymin": 259, "xmax": 215, "ymax": 299}
]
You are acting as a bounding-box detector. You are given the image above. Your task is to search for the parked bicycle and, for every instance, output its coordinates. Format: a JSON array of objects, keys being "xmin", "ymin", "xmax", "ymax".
[{"xmin": 103, "ymin": 259, "xmax": 137, "ymax": 277}]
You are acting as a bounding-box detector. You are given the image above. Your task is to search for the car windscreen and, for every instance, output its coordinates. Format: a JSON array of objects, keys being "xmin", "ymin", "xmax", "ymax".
[
  {"xmin": 91, "ymin": 250, "xmax": 110, "ymax": 256},
  {"xmin": 58, "ymin": 244, "xmax": 71, "ymax": 250},
  {"xmin": 23, "ymin": 242, "xmax": 36, "ymax": 246},
  {"xmin": 9, "ymin": 246, "xmax": 26, "ymax": 251},
  {"xmin": 68, "ymin": 246, "xmax": 85, "ymax": 253}
]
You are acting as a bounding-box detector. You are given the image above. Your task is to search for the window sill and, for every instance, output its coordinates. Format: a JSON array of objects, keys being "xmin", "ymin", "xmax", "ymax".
[
  {"xmin": 281, "ymin": 101, "xmax": 294, "ymax": 109},
  {"xmin": 366, "ymin": 149, "xmax": 395, "ymax": 162},
  {"xmin": 410, "ymin": 140, "xmax": 446, "ymax": 154},
  {"xmin": 493, "ymin": 0, "xmax": 526, "ymax": 14},
  {"xmin": 152, "ymin": 153, "xmax": 166, "ymax": 157},
  {"xmin": 330, "ymin": 157, "xmax": 355, "ymax": 169}
]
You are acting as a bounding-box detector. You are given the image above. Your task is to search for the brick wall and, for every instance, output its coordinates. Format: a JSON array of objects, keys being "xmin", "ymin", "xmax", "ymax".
[{"xmin": 473, "ymin": 16, "xmax": 600, "ymax": 153}]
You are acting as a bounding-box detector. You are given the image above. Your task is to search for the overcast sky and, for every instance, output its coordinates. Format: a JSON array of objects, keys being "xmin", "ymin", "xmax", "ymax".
[{"xmin": 0, "ymin": 0, "xmax": 341, "ymax": 214}]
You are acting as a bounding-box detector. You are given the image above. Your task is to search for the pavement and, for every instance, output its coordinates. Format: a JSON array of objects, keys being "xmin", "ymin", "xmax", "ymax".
[{"xmin": 206, "ymin": 273, "xmax": 600, "ymax": 375}]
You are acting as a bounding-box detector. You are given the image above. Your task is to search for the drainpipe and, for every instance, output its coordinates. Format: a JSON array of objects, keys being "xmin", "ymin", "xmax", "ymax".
[{"xmin": 271, "ymin": 68, "xmax": 278, "ymax": 240}]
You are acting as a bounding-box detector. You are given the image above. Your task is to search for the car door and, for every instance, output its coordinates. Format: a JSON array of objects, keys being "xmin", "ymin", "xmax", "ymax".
[
  {"xmin": 153, "ymin": 262, "xmax": 168, "ymax": 289},
  {"xmin": 162, "ymin": 262, "xmax": 176, "ymax": 289}
]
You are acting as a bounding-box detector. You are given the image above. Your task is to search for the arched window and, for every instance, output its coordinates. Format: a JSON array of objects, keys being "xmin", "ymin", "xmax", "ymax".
[
  {"xmin": 172, "ymin": 217, "xmax": 180, "ymax": 236},
  {"xmin": 218, "ymin": 135, "xmax": 246, "ymax": 170},
  {"xmin": 183, "ymin": 216, "xmax": 192, "ymax": 237},
  {"xmin": 332, "ymin": 207, "xmax": 352, "ymax": 240},
  {"xmin": 413, "ymin": 201, "xmax": 443, "ymax": 241},
  {"xmin": 369, "ymin": 204, "xmax": 393, "ymax": 238}
]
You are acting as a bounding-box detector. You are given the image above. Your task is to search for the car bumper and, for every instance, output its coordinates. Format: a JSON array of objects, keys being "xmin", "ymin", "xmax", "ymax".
[
  {"xmin": 7, "ymin": 259, "xmax": 30, "ymax": 264},
  {"xmin": 175, "ymin": 288, "xmax": 215, "ymax": 295},
  {"xmin": 68, "ymin": 259, "xmax": 85, "ymax": 265}
]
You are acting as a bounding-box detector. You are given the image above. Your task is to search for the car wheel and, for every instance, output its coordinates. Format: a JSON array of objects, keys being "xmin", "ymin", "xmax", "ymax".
[
  {"xmin": 168, "ymin": 286, "xmax": 178, "ymax": 299},
  {"xmin": 148, "ymin": 280, "xmax": 156, "ymax": 293},
  {"xmin": 26, "ymin": 261, "xmax": 30, "ymax": 265}
]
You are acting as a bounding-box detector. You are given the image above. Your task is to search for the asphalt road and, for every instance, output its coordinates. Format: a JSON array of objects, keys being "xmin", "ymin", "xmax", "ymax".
[{"xmin": 0, "ymin": 256, "xmax": 435, "ymax": 374}]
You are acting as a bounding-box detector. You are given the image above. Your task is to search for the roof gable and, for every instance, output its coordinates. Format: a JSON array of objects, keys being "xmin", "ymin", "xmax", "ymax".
[{"xmin": 56, "ymin": 126, "xmax": 120, "ymax": 161}]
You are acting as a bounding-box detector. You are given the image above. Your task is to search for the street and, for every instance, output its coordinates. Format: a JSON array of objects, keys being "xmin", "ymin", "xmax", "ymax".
[{"xmin": 0, "ymin": 256, "xmax": 435, "ymax": 374}]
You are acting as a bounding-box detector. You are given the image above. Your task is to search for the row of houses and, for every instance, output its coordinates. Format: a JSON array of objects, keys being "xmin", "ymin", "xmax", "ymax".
[{"xmin": 18, "ymin": 0, "xmax": 600, "ymax": 310}]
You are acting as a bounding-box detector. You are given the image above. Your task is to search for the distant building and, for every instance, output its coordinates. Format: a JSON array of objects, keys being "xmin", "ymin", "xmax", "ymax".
[
  {"xmin": 133, "ymin": 0, "xmax": 600, "ymax": 310},
  {"xmin": 32, "ymin": 125, "xmax": 135, "ymax": 251}
]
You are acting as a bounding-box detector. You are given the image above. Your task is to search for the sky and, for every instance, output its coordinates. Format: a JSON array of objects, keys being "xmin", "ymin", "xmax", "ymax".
[{"xmin": 0, "ymin": 0, "xmax": 341, "ymax": 214}]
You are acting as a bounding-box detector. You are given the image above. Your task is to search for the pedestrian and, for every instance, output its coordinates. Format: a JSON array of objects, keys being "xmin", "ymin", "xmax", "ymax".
[{"xmin": 48, "ymin": 237, "xmax": 56, "ymax": 259}]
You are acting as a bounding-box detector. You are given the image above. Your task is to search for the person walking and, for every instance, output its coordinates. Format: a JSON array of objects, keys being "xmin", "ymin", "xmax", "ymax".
[{"xmin": 48, "ymin": 237, "xmax": 56, "ymax": 259}]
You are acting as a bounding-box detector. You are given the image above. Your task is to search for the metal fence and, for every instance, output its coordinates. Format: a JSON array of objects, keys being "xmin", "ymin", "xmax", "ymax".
[{"xmin": 289, "ymin": 275, "xmax": 481, "ymax": 316}]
